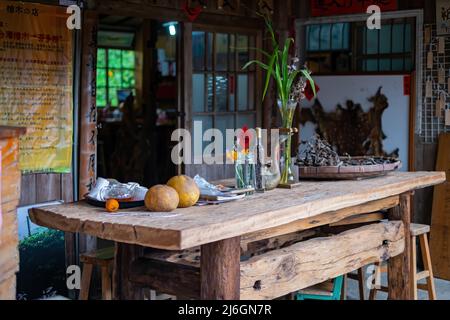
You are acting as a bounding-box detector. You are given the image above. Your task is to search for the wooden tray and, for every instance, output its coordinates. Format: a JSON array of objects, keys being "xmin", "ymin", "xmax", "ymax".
[
  {"xmin": 85, "ymin": 196, "xmax": 145, "ymax": 209},
  {"xmin": 296, "ymin": 157, "xmax": 402, "ymax": 180}
]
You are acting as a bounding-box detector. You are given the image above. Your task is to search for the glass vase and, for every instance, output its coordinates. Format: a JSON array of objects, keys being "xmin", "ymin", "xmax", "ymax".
[
  {"xmin": 235, "ymin": 153, "xmax": 256, "ymax": 189},
  {"xmin": 278, "ymin": 99, "xmax": 298, "ymax": 185}
]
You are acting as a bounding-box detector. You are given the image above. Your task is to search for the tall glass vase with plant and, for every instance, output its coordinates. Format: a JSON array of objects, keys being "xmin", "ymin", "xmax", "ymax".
[{"xmin": 243, "ymin": 13, "xmax": 316, "ymax": 185}]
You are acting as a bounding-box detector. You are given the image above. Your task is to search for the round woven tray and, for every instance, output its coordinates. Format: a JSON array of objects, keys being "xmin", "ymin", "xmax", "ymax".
[{"xmin": 296, "ymin": 157, "xmax": 402, "ymax": 180}]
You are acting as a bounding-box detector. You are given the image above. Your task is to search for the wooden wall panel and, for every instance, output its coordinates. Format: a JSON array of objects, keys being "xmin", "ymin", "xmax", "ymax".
[
  {"xmin": 0, "ymin": 127, "xmax": 25, "ymax": 300},
  {"xmin": 430, "ymin": 133, "xmax": 450, "ymax": 280},
  {"xmin": 20, "ymin": 173, "xmax": 73, "ymax": 206},
  {"xmin": 413, "ymin": 140, "xmax": 437, "ymax": 220}
]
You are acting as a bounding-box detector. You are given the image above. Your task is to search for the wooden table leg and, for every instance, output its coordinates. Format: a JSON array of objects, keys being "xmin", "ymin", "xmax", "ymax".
[
  {"xmin": 201, "ymin": 237, "xmax": 241, "ymax": 300},
  {"xmin": 387, "ymin": 192, "xmax": 412, "ymax": 300},
  {"xmin": 113, "ymin": 242, "xmax": 144, "ymax": 300}
]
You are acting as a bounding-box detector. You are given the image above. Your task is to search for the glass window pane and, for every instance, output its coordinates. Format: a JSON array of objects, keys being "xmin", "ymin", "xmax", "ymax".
[
  {"xmin": 206, "ymin": 33, "xmax": 213, "ymax": 71},
  {"xmin": 216, "ymin": 33, "xmax": 228, "ymax": 71},
  {"xmin": 342, "ymin": 23, "xmax": 350, "ymax": 50},
  {"xmin": 237, "ymin": 114, "xmax": 255, "ymax": 129},
  {"xmin": 96, "ymin": 68, "xmax": 106, "ymax": 87},
  {"xmin": 229, "ymin": 74, "xmax": 235, "ymax": 111},
  {"xmin": 97, "ymin": 48, "xmax": 106, "ymax": 68},
  {"xmin": 216, "ymin": 115, "xmax": 235, "ymax": 140},
  {"xmin": 192, "ymin": 115, "xmax": 213, "ymax": 152},
  {"xmin": 248, "ymin": 36, "xmax": 256, "ymax": 70},
  {"xmin": 108, "ymin": 69, "xmax": 122, "ymax": 87},
  {"xmin": 320, "ymin": 24, "xmax": 331, "ymax": 50},
  {"xmin": 207, "ymin": 73, "xmax": 213, "ymax": 112},
  {"xmin": 237, "ymin": 35, "xmax": 249, "ymax": 70},
  {"xmin": 379, "ymin": 59, "xmax": 391, "ymax": 71},
  {"xmin": 229, "ymin": 34, "xmax": 236, "ymax": 71},
  {"xmin": 365, "ymin": 59, "xmax": 378, "ymax": 71},
  {"xmin": 215, "ymin": 75, "xmax": 228, "ymax": 112},
  {"xmin": 392, "ymin": 24, "xmax": 404, "ymax": 53},
  {"xmin": 404, "ymin": 24, "xmax": 412, "ymax": 52},
  {"xmin": 122, "ymin": 50, "xmax": 135, "ymax": 69},
  {"xmin": 192, "ymin": 31, "xmax": 205, "ymax": 70},
  {"xmin": 392, "ymin": 58, "xmax": 404, "ymax": 71},
  {"xmin": 96, "ymin": 87, "xmax": 106, "ymax": 107},
  {"xmin": 379, "ymin": 24, "xmax": 392, "ymax": 54},
  {"xmin": 366, "ymin": 29, "xmax": 379, "ymax": 54},
  {"xmin": 331, "ymin": 23, "xmax": 343, "ymax": 50},
  {"xmin": 193, "ymin": 73, "xmax": 205, "ymax": 113},
  {"xmin": 308, "ymin": 25, "xmax": 320, "ymax": 51},
  {"xmin": 248, "ymin": 73, "xmax": 255, "ymax": 110},
  {"xmin": 192, "ymin": 115, "xmax": 213, "ymax": 130},
  {"xmin": 405, "ymin": 58, "xmax": 413, "ymax": 71},
  {"xmin": 108, "ymin": 87, "xmax": 119, "ymax": 106},
  {"xmin": 237, "ymin": 74, "xmax": 248, "ymax": 111},
  {"xmin": 108, "ymin": 49, "xmax": 122, "ymax": 68},
  {"xmin": 122, "ymin": 69, "xmax": 135, "ymax": 88}
]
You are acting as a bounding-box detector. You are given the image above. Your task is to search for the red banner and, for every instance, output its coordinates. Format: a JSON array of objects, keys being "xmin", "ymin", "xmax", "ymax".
[{"xmin": 311, "ymin": 0, "xmax": 398, "ymax": 17}]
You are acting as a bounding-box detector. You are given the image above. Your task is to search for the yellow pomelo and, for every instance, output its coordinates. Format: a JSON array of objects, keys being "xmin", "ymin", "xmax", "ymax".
[
  {"xmin": 167, "ymin": 175, "xmax": 200, "ymax": 208},
  {"xmin": 145, "ymin": 185, "xmax": 179, "ymax": 212}
]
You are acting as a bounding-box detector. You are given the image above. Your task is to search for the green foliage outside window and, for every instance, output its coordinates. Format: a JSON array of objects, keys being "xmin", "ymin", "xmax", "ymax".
[{"xmin": 96, "ymin": 48, "xmax": 136, "ymax": 107}]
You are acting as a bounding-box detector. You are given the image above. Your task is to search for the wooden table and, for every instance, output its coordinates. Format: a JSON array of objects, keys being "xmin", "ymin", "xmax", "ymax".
[{"xmin": 30, "ymin": 172, "xmax": 445, "ymax": 300}]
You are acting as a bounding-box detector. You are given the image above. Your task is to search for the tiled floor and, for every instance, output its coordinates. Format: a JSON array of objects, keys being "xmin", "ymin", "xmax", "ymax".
[{"xmin": 346, "ymin": 267, "xmax": 450, "ymax": 300}]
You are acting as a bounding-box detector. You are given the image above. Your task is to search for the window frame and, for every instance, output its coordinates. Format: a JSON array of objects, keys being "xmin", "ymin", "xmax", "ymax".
[
  {"xmin": 299, "ymin": 15, "xmax": 417, "ymax": 75},
  {"xmin": 96, "ymin": 47, "xmax": 136, "ymax": 108},
  {"xmin": 353, "ymin": 17, "xmax": 416, "ymax": 73},
  {"xmin": 191, "ymin": 25, "xmax": 261, "ymax": 135}
]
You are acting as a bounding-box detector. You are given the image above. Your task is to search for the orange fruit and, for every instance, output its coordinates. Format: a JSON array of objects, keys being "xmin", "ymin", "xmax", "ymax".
[
  {"xmin": 105, "ymin": 199, "xmax": 120, "ymax": 213},
  {"xmin": 167, "ymin": 175, "xmax": 200, "ymax": 208},
  {"xmin": 144, "ymin": 185, "xmax": 179, "ymax": 212}
]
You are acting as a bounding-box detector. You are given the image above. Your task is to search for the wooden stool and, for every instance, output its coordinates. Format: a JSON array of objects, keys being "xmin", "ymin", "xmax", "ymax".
[
  {"xmin": 295, "ymin": 276, "xmax": 344, "ymax": 300},
  {"xmin": 79, "ymin": 247, "xmax": 115, "ymax": 300},
  {"xmin": 369, "ymin": 223, "xmax": 436, "ymax": 300}
]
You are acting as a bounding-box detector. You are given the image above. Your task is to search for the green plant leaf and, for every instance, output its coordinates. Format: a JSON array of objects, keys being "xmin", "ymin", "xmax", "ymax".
[
  {"xmin": 243, "ymin": 60, "xmax": 270, "ymax": 71},
  {"xmin": 301, "ymin": 69, "xmax": 316, "ymax": 97},
  {"xmin": 246, "ymin": 46, "xmax": 272, "ymax": 59},
  {"xmin": 287, "ymin": 69, "xmax": 301, "ymax": 95},
  {"xmin": 262, "ymin": 53, "xmax": 276, "ymax": 99},
  {"xmin": 281, "ymin": 38, "xmax": 293, "ymax": 90}
]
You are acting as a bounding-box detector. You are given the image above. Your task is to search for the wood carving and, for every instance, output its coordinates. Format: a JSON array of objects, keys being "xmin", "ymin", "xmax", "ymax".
[{"xmin": 300, "ymin": 87, "xmax": 399, "ymax": 158}]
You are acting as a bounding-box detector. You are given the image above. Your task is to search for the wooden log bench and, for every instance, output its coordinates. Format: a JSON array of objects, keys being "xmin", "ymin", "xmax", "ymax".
[{"xmin": 129, "ymin": 221, "xmax": 405, "ymax": 300}]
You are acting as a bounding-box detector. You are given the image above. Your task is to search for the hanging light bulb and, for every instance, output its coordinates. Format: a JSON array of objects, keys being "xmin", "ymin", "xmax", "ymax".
[{"xmin": 169, "ymin": 24, "xmax": 177, "ymax": 36}]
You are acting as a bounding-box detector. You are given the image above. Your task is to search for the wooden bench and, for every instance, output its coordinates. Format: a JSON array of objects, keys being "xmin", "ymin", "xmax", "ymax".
[{"xmin": 129, "ymin": 221, "xmax": 405, "ymax": 300}]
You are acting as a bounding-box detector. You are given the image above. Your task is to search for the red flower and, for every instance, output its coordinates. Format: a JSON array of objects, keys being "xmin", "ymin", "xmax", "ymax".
[
  {"xmin": 305, "ymin": 80, "xmax": 319, "ymax": 101},
  {"xmin": 239, "ymin": 125, "xmax": 253, "ymax": 152}
]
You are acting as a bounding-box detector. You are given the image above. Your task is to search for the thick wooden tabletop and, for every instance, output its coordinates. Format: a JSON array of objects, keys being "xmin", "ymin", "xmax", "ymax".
[{"xmin": 29, "ymin": 171, "xmax": 445, "ymax": 250}]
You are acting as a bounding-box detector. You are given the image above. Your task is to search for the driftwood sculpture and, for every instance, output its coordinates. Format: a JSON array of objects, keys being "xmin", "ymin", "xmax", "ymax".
[{"xmin": 300, "ymin": 87, "xmax": 399, "ymax": 158}]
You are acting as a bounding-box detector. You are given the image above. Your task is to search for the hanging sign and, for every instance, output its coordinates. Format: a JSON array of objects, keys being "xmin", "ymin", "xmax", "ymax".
[
  {"xmin": 0, "ymin": 1, "xmax": 73, "ymax": 173},
  {"xmin": 437, "ymin": 0, "xmax": 450, "ymax": 35},
  {"xmin": 311, "ymin": 0, "xmax": 398, "ymax": 17}
]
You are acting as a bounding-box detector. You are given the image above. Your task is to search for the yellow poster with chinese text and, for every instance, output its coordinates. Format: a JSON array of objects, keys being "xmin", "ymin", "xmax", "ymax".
[{"xmin": 0, "ymin": 1, "xmax": 73, "ymax": 173}]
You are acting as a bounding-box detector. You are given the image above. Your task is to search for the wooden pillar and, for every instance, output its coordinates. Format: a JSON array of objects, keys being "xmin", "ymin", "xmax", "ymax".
[
  {"xmin": 200, "ymin": 237, "xmax": 241, "ymax": 300},
  {"xmin": 388, "ymin": 192, "xmax": 412, "ymax": 300},
  {"xmin": 113, "ymin": 243, "xmax": 144, "ymax": 300},
  {"xmin": 79, "ymin": 10, "xmax": 98, "ymax": 253},
  {"xmin": 182, "ymin": 22, "xmax": 194, "ymax": 177}
]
